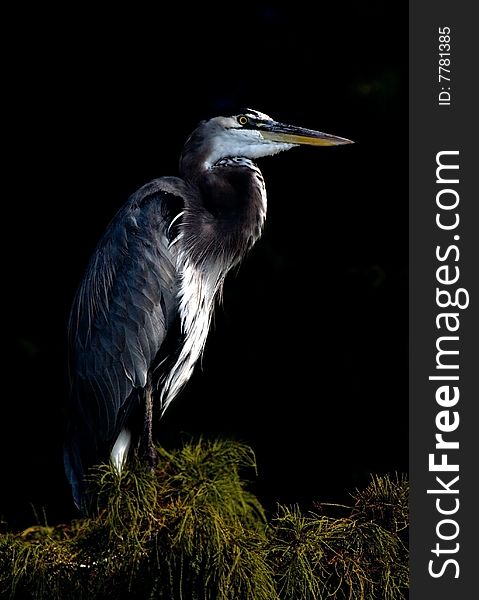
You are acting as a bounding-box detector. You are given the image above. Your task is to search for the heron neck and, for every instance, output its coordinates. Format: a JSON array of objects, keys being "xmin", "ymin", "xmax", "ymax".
[{"xmin": 182, "ymin": 160, "xmax": 267, "ymax": 265}]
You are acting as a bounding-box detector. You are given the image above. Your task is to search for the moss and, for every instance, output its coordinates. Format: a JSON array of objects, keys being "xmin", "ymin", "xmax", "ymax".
[{"xmin": 0, "ymin": 440, "xmax": 408, "ymax": 599}]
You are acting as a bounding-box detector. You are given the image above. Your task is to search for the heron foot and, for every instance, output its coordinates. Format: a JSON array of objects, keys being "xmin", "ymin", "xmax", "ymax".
[{"xmin": 145, "ymin": 444, "xmax": 158, "ymax": 471}]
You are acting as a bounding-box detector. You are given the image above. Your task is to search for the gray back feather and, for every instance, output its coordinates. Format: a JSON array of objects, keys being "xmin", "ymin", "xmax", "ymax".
[{"xmin": 65, "ymin": 178, "xmax": 184, "ymax": 508}]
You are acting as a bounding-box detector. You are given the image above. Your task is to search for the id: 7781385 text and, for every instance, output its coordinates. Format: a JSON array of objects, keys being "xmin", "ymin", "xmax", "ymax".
[{"xmin": 438, "ymin": 26, "xmax": 452, "ymax": 107}]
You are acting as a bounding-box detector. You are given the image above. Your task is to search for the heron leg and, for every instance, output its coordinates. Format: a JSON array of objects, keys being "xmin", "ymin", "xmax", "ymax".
[{"xmin": 141, "ymin": 385, "xmax": 158, "ymax": 469}]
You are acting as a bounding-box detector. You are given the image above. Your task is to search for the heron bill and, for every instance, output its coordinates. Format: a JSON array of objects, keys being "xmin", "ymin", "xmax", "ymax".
[{"xmin": 259, "ymin": 121, "xmax": 353, "ymax": 146}]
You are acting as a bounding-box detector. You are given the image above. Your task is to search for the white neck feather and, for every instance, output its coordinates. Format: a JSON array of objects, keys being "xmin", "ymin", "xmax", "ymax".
[{"xmin": 159, "ymin": 253, "xmax": 226, "ymax": 413}]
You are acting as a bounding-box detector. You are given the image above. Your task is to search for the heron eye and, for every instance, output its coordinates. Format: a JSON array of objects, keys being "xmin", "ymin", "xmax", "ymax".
[{"xmin": 238, "ymin": 115, "xmax": 248, "ymax": 126}]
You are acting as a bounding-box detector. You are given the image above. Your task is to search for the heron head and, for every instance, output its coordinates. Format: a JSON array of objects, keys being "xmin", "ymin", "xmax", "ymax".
[{"xmin": 180, "ymin": 109, "xmax": 353, "ymax": 174}]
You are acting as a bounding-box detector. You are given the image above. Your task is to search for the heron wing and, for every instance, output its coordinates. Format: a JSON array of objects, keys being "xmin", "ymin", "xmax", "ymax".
[{"xmin": 68, "ymin": 178, "xmax": 185, "ymax": 446}]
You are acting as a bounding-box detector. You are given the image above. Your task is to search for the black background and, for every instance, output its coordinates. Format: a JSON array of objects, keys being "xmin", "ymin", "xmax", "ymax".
[{"xmin": 3, "ymin": 2, "xmax": 407, "ymax": 529}]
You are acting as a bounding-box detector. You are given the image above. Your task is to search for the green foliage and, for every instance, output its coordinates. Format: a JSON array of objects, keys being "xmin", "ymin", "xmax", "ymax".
[{"xmin": 0, "ymin": 441, "xmax": 408, "ymax": 599}]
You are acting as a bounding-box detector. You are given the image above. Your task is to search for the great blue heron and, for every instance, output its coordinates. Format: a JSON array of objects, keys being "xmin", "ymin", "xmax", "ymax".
[{"xmin": 64, "ymin": 109, "xmax": 352, "ymax": 512}]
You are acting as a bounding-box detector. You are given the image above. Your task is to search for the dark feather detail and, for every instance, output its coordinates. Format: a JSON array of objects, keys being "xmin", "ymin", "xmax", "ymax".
[{"xmin": 65, "ymin": 179, "xmax": 185, "ymax": 510}]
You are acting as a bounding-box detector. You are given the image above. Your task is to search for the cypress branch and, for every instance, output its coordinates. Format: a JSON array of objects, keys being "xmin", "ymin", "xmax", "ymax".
[{"xmin": 0, "ymin": 440, "xmax": 408, "ymax": 599}]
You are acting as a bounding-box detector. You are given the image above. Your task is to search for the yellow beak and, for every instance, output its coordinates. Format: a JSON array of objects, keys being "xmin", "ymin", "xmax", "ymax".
[{"xmin": 259, "ymin": 121, "xmax": 353, "ymax": 146}]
